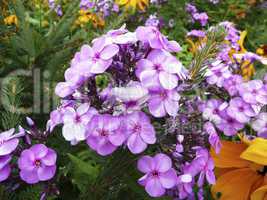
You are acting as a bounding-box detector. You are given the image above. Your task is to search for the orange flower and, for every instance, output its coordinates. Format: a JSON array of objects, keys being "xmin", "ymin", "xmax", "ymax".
[
  {"xmin": 211, "ymin": 137, "xmax": 267, "ymax": 200},
  {"xmin": 116, "ymin": 0, "xmax": 149, "ymax": 11}
]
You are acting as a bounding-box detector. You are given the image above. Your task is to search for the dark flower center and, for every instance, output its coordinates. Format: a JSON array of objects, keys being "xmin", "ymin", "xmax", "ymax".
[
  {"xmin": 34, "ymin": 160, "xmax": 41, "ymax": 167},
  {"xmin": 94, "ymin": 52, "xmax": 100, "ymax": 59},
  {"xmin": 151, "ymin": 170, "xmax": 159, "ymax": 177},
  {"xmin": 238, "ymin": 106, "xmax": 245, "ymax": 112},
  {"xmin": 75, "ymin": 115, "xmax": 82, "ymax": 123},
  {"xmin": 252, "ymin": 89, "xmax": 258, "ymax": 94},
  {"xmin": 154, "ymin": 64, "xmax": 162, "ymax": 71},
  {"xmin": 133, "ymin": 124, "xmax": 142, "ymax": 133},
  {"xmin": 99, "ymin": 129, "xmax": 108, "ymax": 137}
]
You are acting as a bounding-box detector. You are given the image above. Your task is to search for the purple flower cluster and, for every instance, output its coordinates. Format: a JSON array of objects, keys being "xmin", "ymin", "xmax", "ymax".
[
  {"xmin": 52, "ymin": 25, "xmax": 189, "ymax": 197},
  {"xmin": 185, "ymin": 3, "xmax": 209, "ymax": 26},
  {"xmin": 80, "ymin": 0, "xmax": 119, "ymax": 17}
]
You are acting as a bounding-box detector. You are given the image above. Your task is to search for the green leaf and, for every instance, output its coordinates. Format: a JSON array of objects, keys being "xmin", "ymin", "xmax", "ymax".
[{"xmin": 67, "ymin": 153, "xmax": 99, "ymax": 180}]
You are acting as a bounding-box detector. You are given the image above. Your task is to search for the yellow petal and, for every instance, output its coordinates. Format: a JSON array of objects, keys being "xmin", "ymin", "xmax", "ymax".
[
  {"xmin": 211, "ymin": 140, "xmax": 250, "ymax": 168},
  {"xmin": 211, "ymin": 168, "xmax": 262, "ymax": 200},
  {"xmin": 238, "ymin": 30, "xmax": 248, "ymax": 53},
  {"xmin": 240, "ymin": 138, "xmax": 267, "ymax": 165},
  {"xmin": 251, "ymin": 184, "xmax": 267, "ymax": 200}
]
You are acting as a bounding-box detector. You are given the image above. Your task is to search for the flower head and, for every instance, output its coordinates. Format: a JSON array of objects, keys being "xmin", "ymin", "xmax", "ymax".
[
  {"xmin": 123, "ymin": 111, "xmax": 156, "ymax": 154},
  {"xmin": 137, "ymin": 153, "xmax": 177, "ymax": 197},
  {"xmin": 62, "ymin": 103, "xmax": 98, "ymax": 145},
  {"xmin": 18, "ymin": 144, "xmax": 57, "ymax": 184},
  {"xmin": 86, "ymin": 114, "xmax": 125, "ymax": 156}
]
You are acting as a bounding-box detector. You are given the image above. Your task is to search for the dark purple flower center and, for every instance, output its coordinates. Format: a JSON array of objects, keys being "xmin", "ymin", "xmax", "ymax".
[
  {"xmin": 75, "ymin": 115, "xmax": 82, "ymax": 123},
  {"xmin": 238, "ymin": 106, "xmax": 245, "ymax": 112},
  {"xmin": 215, "ymin": 71, "xmax": 222, "ymax": 77},
  {"xmin": 227, "ymin": 118, "xmax": 234, "ymax": 124},
  {"xmin": 34, "ymin": 160, "xmax": 41, "ymax": 167},
  {"xmin": 126, "ymin": 101, "xmax": 137, "ymax": 108},
  {"xmin": 94, "ymin": 52, "xmax": 100, "ymax": 59},
  {"xmin": 151, "ymin": 170, "xmax": 159, "ymax": 177},
  {"xmin": 99, "ymin": 129, "xmax": 108, "ymax": 137},
  {"xmin": 133, "ymin": 124, "xmax": 142, "ymax": 133},
  {"xmin": 213, "ymin": 108, "xmax": 219, "ymax": 114},
  {"xmin": 252, "ymin": 89, "xmax": 258, "ymax": 94},
  {"xmin": 154, "ymin": 64, "xmax": 162, "ymax": 71},
  {"xmin": 160, "ymin": 91, "xmax": 167, "ymax": 100}
]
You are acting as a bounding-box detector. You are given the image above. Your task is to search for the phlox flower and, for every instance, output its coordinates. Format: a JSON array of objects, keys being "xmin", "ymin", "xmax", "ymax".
[
  {"xmin": 205, "ymin": 61, "xmax": 232, "ymax": 87},
  {"xmin": 86, "ymin": 114, "xmax": 125, "ymax": 156},
  {"xmin": 136, "ymin": 49, "xmax": 185, "ymax": 90},
  {"xmin": 62, "ymin": 103, "xmax": 98, "ymax": 145},
  {"xmin": 202, "ymin": 99, "xmax": 224, "ymax": 124},
  {"xmin": 136, "ymin": 26, "xmax": 181, "ymax": 52},
  {"xmin": 76, "ymin": 37, "xmax": 119, "ymax": 75},
  {"xmin": 18, "ymin": 144, "xmax": 57, "ymax": 184},
  {"xmin": 223, "ymin": 74, "xmax": 243, "ymax": 96},
  {"xmin": 148, "ymin": 88, "xmax": 180, "ymax": 118},
  {"xmin": 216, "ymin": 109, "xmax": 244, "ymax": 136},
  {"xmin": 227, "ymin": 97, "xmax": 257, "ymax": 123},
  {"xmin": 137, "ymin": 153, "xmax": 177, "ymax": 197},
  {"xmin": 191, "ymin": 148, "xmax": 216, "ymax": 187},
  {"xmin": 237, "ymin": 80, "xmax": 267, "ymax": 105},
  {"xmin": 123, "ymin": 111, "xmax": 156, "ymax": 154},
  {"xmin": 192, "ymin": 12, "xmax": 208, "ymax": 26}
]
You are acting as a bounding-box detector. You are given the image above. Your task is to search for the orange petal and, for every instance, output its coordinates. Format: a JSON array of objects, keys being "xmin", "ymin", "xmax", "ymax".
[
  {"xmin": 211, "ymin": 141, "xmax": 250, "ymax": 168},
  {"xmin": 251, "ymin": 184, "xmax": 267, "ymax": 200},
  {"xmin": 211, "ymin": 168, "xmax": 262, "ymax": 200}
]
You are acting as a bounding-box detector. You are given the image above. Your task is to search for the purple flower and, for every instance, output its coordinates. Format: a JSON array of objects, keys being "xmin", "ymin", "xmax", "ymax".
[
  {"xmin": 136, "ymin": 26, "xmax": 181, "ymax": 52},
  {"xmin": 219, "ymin": 21, "xmax": 240, "ymax": 50},
  {"xmin": 185, "ymin": 3, "xmax": 197, "ymax": 14},
  {"xmin": 80, "ymin": 0, "xmax": 95, "ymax": 10},
  {"xmin": 145, "ymin": 14, "xmax": 161, "ymax": 28},
  {"xmin": 123, "ymin": 112, "xmax": 156, "ymax": 154},
  {"xmin": 0, "ymin": 128, "xmax": 20, "ymax": 156},
  {"xmin": 202, "ymin": 99, "xmax": 224, "ymax": 124},
  {"xmin": 86, "ymin": 114, "xmax": 125, "ymax": 156},
  {"xmin": 62, "ymin": 103, "xmax": 97, "ymax": 145},
  {"xmin": 223, "ymin": 74, "xmax": 243, "ymax": 96},
  {"xmin": 204, "ymin": 122, "xmax": 221, "ymax": 154},
  {"xmin": 193, "ymin": 12, "xmax": 208, "ymax": 26},
  {"xmin": 227, "ymin": 97, "xmax": 257, "ymax": 123},
  {"xmin": 137, "ymin": 153, "xmax": 177, "ymax": 197},
  {"xmin": 187, "ymin": 30, "xmax": 206, "ymax": 38},
  {"xmin": 252, "ymin": 112, "xmax": 267, "ymax": 138},
  {"xmin": 176, "ymin": 165, "xmax": 194, "ymax": 199},
  {"xmin": 136, "ymin": 49, "xmax": 185, "ymax": 90},
  {"xmin": 191, "ymin": 148, "xmax": 215, "ymax": 187},
  {"xmin": 237, "ymin": 80, "xmax": 267, "ymax": 105},
  {"xmin": 205, "ymin": 61, "xmax": 232, "ymax": 87},
  {"xmin": 148, "ymin": 89, "xmax": 180, "ymax": 117},
  {"xmin": 216, "ymin": 109, "xmax": 244, "ymax": 136},
  {"xmin": 18, "ymin": 144, "xmax": 57, "ymax": 184},
  {"xmin": 0, "ymin": 155, "xmax": 11, "ymax": 182},
  {"xmin": 77, "ymin": 37, "xmax": 119, "ymax": 75}
]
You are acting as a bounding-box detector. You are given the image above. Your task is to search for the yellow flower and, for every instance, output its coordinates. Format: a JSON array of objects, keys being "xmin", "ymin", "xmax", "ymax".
[
  {"xmin": 211, "ymin": 137, "xmax": 267, "ymax": 200},
  {"xmin": 4, "ymin": 15, "xmax": 18, "ymax": 26},
  {"xmin": 76, "ymin": 10, "xmax": 105, "ymax": 28},
  {"xmin": 116, "ymin": 0, "xmax": 149, "ymax": 11},
  {"xmin": 257, "ymin": 45, "xmax": 267, "ymax": 58}
]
